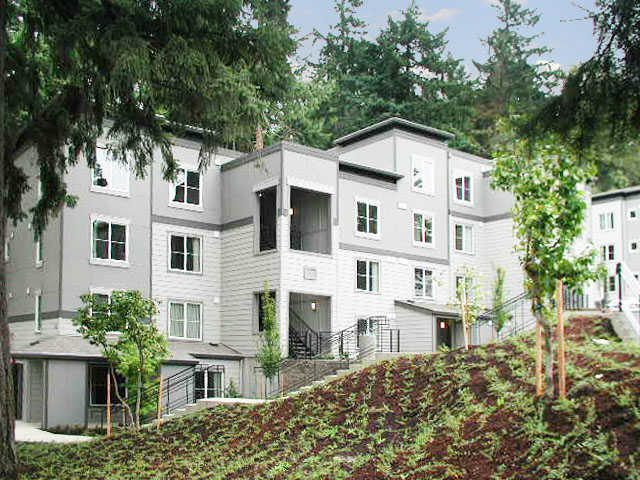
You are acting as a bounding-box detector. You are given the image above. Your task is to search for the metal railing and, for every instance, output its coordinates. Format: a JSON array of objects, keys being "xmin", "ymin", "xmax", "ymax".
[
  {"xmin": 563, "ymin": 287, "xmax": 590, "ymax": 311},
  {"xmin": 473, "ymin": 292, "xmax": 535, "ymax": 343},
  {"xmin": 289, "ymin": 310, "xmax": 321, "ymax": 358},
  {"xmin": 616, "ymin": 262, "xmax": 640, "ymax": 336}
]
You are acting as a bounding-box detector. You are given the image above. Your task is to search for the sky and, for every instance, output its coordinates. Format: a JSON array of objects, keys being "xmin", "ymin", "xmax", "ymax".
[{"xmin": 289, "ymin": 0, "xmax": 598, "ymax": 76}]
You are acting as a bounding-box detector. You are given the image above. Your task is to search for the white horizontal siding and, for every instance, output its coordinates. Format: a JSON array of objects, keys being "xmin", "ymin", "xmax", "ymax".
[{"xmin": 394, "ymin": 305, "xmax": 434, "ymax": 353}]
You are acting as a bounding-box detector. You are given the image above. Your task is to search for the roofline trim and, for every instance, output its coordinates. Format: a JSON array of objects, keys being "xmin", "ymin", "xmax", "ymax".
[{"xmin": 333, "ymin": 117, "xmax": 455, "ymax": 147}]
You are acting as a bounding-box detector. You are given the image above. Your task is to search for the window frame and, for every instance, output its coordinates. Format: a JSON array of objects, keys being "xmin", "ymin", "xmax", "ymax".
[
  {"xmin": 453, "ymin": 223, "xmax": 474, "ymax": 254},
  {"xmin": 628, "ymin": 208, "xmax": 638, "ymax": 221},
  {"xmin": 168, "ymin": 300, "xmax": 203, "ymax": 341},
  {"xmin": 354, "ymin": 197, "xmax": 381, "ymax": 240},
  {"xmin": 599, "ymin": 212, "xmax": 615, "ymax": 231},
  {"xmin": 355, "ymin": 258, "xmax": 381, "ymax": 293},
  {"xmin": 35, "ymin": 234, "xmax": 43, "ymax": 267},
  {"xmin": 90, "ymin": 147, "xmax": 131, "ymax": 197},
  {"xmin": 453, "ymin": 170, "xmax": 473, "ymax": 206},
  {"xmin": 4, "ymin": 234, "xmax": 9, "ymax": 263},
  {"xmin": 414, "ymin": 266, "xmax": 435, "ymax": 299},
  {"xmin": 411, "ymin": 154, "xmax": 435, "ymax": 196},
  {"xmin": 88, "ymin": 364, "xmax": 128, "ymax": 407},
  {"xmin": 89, "ymin": 215, "xmax": 130, "ymax": 268},
  {"xmin": 168, "ymin": 166, "xmax": 203, "ymax": 212},
  {"xmin": 167, "ymin": 232, "xmax": 203, "ymax": 274},
  {"xmin": 34, "ymin": 294, "xmax": 42, "ymax": 333},
  {"xmin": 631, "ymin": 240, "xmax": 639, "ymax": 253},
  {"xmin": 601, "ymin": 244, "xmax": 616, "ymax": 262},
  {"xmin": 256, "ymin": 290, "xmax": 277, "ymax": 333},
  {"xmin": 412, "ymin": 209, "xmax": 435, "ymax": 248}
]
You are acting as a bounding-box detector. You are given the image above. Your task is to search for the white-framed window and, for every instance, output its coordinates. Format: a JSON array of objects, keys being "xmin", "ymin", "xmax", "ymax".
[
  {"xmin": 629, "ymin": 209, "xmax": 637, "ymax": 221},
  {"xmin": 88, "ymin": 288, "xmax": 112, "ymax": 318},
  {"xmin": 3, "ymin": 235, "xmax": 9, "ymax": 263},
  {"xmin": 169, "ymin": 234, "xmax": 202, "ymax": 273},
  {"xmin": 35, "ymin": 234, "xmax": 43, "ymax": 266},
  {"xmin": 630, "ymin": 241, "xmax": 639, "ymax": 253},
  {"xmin": 355, "ymin": 199, "xmax": 380, "ymax": 238},
  {"xmin": 169, "ymin": 301, "xmax": 202, "ymax": 340},
  {"xmin": 90, "ymin": 215, "xmax": 129, "ymax": 266},
  {"xmin": 608, "ymin": 276, "xmax": 617, "ymax": 292},
  {"xmin": 599, "ymin": 212, "xmax": 614, "ymax": 231},
  {"xmin": 356, "ymin": 259, "xmax": 380, "ymax": 293},
  {"xmin": 455, "ymin": 275, "xmax": 474, "ymax": 301},
  {"xmin": 413, "ymin": 210, "xmax": 434, "ymax": 247},
  {"xmin": 601, "ymin": 244, "xmax": 615, "ymax": 261},
  {"xmin": 414, "ymin": 267, "xmax": 434, "ymax": 299},
  {"xmin": 454, "ymin": 171, "xmax": 473, "ymax": 204},
  {"xmin": 169, "ymin": 167, "xmax": 202, "ymax": 210},
  {"xmin": 411, "ymin": 154, "xmax": 434, "ymax": 195},
  {"xmin": 91, "ymin": 147, "xmax": 130, "ymax": 196},
  {"xmin": 454, "ymin": 223, "xmax": 473, "ymax": 254},
  {"xmin": 34, "ymin": 294, "xmax": 42, "ymax": 333}
]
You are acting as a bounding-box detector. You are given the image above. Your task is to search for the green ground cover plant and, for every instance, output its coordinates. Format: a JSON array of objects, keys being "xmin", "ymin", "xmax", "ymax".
[{"xmin": 17, "ymin": 316, "xmax": 640, "ymax": 479}]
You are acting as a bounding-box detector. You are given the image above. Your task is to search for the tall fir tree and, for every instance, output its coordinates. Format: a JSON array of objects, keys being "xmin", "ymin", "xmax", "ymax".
[
  {"xmin": 0, "ymin": 1, "xmax": 295, "ymax": 476},
  {"xmin": 473, "ymin": 0, "xmax": 561, "ymax": 151}
]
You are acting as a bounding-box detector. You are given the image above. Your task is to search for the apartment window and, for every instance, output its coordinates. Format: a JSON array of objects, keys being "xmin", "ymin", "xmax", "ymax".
[
  {"xmin": 170, "ymin": 234, "xmax": 202, "ymax": 273},
  {"xmin": 356, "ymin": 200, "xmax": 379, "ymax": 237},
  {"xmin": 629, "ymin": 209, "xmax": 637, "ymax": 221},
  {"xmin": 92, "ymin": 147, "xmax": 130, "ymax": 196},
  {"xmin": 3, "ymin": 235, "xmax": 9, "ymax": 262},
  {"xmin": 34, "ymin": 294, "xmax": 42, "ymax": 333},
  {"xmin": 258, "ymin": 187, "xmax": 277, "ymax": 252},
  {"xmin": 608, "ymin": 276, "xmax": 616, "ymax": 292},
  {"xmin": 601, "ymin": 244, "xmax": 615, "ymax": 261},
  {"xmin": 92, "ymin": 218, "xmax": 128, "ymax": 264},
  {"xmin": 631, "ymin": 241, "xmax": 638, "ymax": 253},
  {"xmin": 170, "ymin": 168, "xmax": 201, "ymax": 208},
  {"xmin": 454, "ymin": 224, "xmax": 473, "ymax": 253},
  {"xmin": 88, "ymin": 365, "xmax": 127, "ymax": 406},
  {"xmin": 599, "ymin": 212, "xmax": 614, "ymax": 230},
  {"xmin": 356, "ymin": 260, "xmax": 380, "ymax": 292},
  {"xmin": 35, "ymin": 235, "xmax": 43, "ymax": 265},
  {"xmin": 456, "ymin": 275, "xmax": 473, "ymax": 301},
  {"xmin": 257, "ymin": 291, "xmax": 276, "ymax": 332},
  {"xmin": 454, "ymin": 173, "xmax": 472, "ymax": 204},
  {"xmin": 89, "ymin": 290, "xmax": 111, "ymax": 319},
  {"xmin": 169, "ymin": 301, "xmax": 202, "ymax": 340},
  {"xmin": 413, "ymin": 211, "xmax": 434, "ymax": 247},
  {"xmin": 411, "ymin": 155, "xmax": 434, "ymax": 195},
  {"xmin": 414, "ymin": 267, "xmax": 434, "ymax": 298}
]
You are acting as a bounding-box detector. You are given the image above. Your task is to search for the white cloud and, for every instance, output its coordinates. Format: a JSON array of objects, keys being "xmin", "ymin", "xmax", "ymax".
[
  {"xmin": 422, "ymin": 8, "xmax": 461, "ymax": 22},
  {"xmin": 484, "ymin": 0, "xmax": 527, "ymax": 5}
]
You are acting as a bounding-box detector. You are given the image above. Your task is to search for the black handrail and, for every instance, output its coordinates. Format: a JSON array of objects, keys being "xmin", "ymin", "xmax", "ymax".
[{"xmin": 289, "ymin": 309, "xmax": 320, "ymax": 358}]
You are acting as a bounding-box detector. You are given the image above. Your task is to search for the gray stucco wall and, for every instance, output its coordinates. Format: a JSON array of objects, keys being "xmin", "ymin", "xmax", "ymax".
[{"xmin": 46, "ymin": 360, "xmax": 87, "ymax": 428}]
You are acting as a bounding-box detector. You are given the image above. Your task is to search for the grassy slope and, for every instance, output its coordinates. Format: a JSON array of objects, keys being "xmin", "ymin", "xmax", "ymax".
[{"xmin": 18, "ymin": 316, "xmax": 640, "ymax": 480}]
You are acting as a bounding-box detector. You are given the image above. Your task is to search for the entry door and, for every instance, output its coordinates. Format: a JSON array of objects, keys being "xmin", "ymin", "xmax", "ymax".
[
  {"xmin": 12, "ymin": 363, "xmax": 23, "ymax": 420},
  {"xmin": 436, "ymin": 318, "xmax": 452, "ymax": 349},
  {"xmin": 194, "ymin": 370, "xmax": 222, "ymax": 400}
]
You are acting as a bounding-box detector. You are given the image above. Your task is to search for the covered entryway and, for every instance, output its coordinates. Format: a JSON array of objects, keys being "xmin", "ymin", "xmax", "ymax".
[
  {"xmin": 435, "ymin": 317, "xmax": 453, "ymax": 349},
  {"xmin": 289, "ymin": 293, "xmax": 331, "ymax": 358}
]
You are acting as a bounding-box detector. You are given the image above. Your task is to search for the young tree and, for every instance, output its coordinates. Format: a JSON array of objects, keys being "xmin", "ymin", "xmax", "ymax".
[
  {"xmin": 473, "ymin": 0, "xmax": 561, "ymax": 150},
  {"xmin": 74, "ymin": 290, "xmax": 169, "ymax": 430},
  {"xmin": 492, "ymin": 267, "xmax": 511, "ymax": 334},
  {"xmin": 1, "ymin": 2, "xmax": 294, "ymax": 474},
  {"xmin": 255, "ymin": 284, "xmax": 281, "ymax": 383},
  {"xmin": 491, "ymin": 131, "xmax": 599, "ymax": 397},
  {"xmin": 453, "ymin": 266, "xmax": 484, "ymax": 350}
]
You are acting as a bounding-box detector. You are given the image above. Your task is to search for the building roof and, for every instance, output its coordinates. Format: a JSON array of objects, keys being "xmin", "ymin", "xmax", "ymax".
[
  {"xmin": 11, "ymin": 334, "xmax": 246, "ymax": 363},
  {"xmin": 333, "ymin": 117, "xmax": 455, "ymax": 147},
  {"xmin": 395, "ymin": 300, "xmax": 459, "ymax": 317},
  {"xmin": 592, "ymin": 185, "xmax": 640, "ymax": 203}
]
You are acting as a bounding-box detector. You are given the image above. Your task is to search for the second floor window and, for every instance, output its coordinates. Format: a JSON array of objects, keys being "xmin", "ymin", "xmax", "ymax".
[
  {"xmin": 599, "ymin": 212, "xmax": 614, "ymax": 230},
  {"xmin": 171, "ymin": 168, "xmax": 201, "ymax": 207},
  {"xmin": 92, "ymin": 148, "xmax": 130, "ymax": 195},
  {"xmin": 414, "ymin": 267, "xmax": 434, "ymax": 298},
  {"xmin": 356, "ymin": 259, "xmax": 380, "ymax": 292},
  {"xmin": 454, "ymin": 224, "xmax": 473, "ymax": 253},
  {"xmin": 92, "ymin": 218, "xmax": 127, "ymax": 263},
  {"xmin": 34, "ymin": 294, "xmax": 42, "ymax": 332},
  {"xmin": 356, "ymin": 200, "xmax": 379, "ymax": 237},
  {"xmin": 170, "ymin": 235, "xmax": 201, "ymax": 273},
  {"xmin": 454, "ymin": 174, "xmax": 472, "ymax": 203},
  {"xmin": 169, "ymin": 301, "xmax": 202, "ymax": 340},
  {"xmin": 411, "ymin": 155, "xmax": 434, "ymax": 195},
  {"xmin": 602, "ymin": 244, "xmax": 615, "ymax": 261},
  {"xmin": 413, "ymin": 211, "xmax": 434, "ymax": 246}
]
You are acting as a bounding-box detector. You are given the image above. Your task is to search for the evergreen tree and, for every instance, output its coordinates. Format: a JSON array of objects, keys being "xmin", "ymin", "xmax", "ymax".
[
  {"xmin": 0, "ymin": 1, "xmax": 295, "ymax": 476},
  {"xmin": 473, "ymin": 0, "xmax": 561, "ymax": 150}
]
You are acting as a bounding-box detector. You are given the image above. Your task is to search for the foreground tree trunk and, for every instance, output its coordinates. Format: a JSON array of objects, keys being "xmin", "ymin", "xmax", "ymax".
[{"xmin": 0, "ymin": 0, "xmax": 18, "ymax": 476}]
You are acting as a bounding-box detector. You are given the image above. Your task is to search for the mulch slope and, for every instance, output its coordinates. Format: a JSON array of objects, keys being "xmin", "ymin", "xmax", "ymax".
[{"xmin": 18, "ymin": 316, "xmax": 640, "ymax": 480}]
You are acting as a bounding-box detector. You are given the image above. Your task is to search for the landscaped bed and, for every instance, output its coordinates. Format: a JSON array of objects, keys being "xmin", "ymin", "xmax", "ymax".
[{"xmin": 17, "ymin": 316, "xmax": 640, "ymax": 479}]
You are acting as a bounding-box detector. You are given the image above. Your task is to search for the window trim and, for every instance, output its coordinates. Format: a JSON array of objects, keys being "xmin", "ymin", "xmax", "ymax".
[
  {"xmin": 167, "ymin": 232, "xmax": 204, "ymax": 275},
  {"xmin": 628, "ymin": 208, "xmax": 638, "ymax": 221},
  {"xmin": 453, "ymin": 170, "xmax": 474, "ymax": 206},
  {"xmin": 453, "ymin": 222, "xmax": 474, "ymax": 254},
  {"xmin": 168, "ymin": 166, "xmax": 203, "ymax": 212},
  {"xmin": 90, "ymin": 147, "xmax": 131, "ymax": 197},
  {"xmin": 413, "ymin": 266, "xmax": 435, "ymax": 300},
  {"xmin": 355, "ymin": 258, "xmax": 381, "ymax": 294},
  {"xmin": 35, "ymin": 234, "xmax": 43, "ymax": 267},
  {"xmin": 411, "ymin": 154, "xmax": 435, "ymax": 196},
  {"xmin": 412, "ymin": 209, "xmax": 435, "ymax": 248},
  {"xmin": 630, "ymin": 240, "xmax": 639, "ymax": 253},
  {"xmin": 255, "ymin": 290, "xmax": 277, "ymax": 334},
  {"xmin": 88, "ymin": 363, "xmax": 128, "ymax": 407},
  {"xmin": 89, "ymin": 214, "xmax": 130, "ymax": 268},
  {"xmin": 354, "ymin": 197, "xmax": 381, "ymax": 240},
  {"xmin": 599, "ymin": 212, "xmax": 615, "ymax": 231},
  {"xmin": 167, "ymin": 300, "xmax": 203, "ymax": 341},
  {"xmin": 34, "ymin": 294, "xmax": 42, "ymax": 333},
  {"xmin": 601, "ymin": 244, "xmax": 616, "ymax": 262}
]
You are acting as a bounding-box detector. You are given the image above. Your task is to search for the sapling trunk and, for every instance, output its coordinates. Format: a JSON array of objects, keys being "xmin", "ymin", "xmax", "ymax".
[{"xmin": 109, "ymin": 365, "xmax": 134, "ymax": 427}]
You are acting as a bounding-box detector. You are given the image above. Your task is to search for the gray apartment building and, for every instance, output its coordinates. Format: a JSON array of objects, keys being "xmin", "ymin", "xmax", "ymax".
[{"xmin": 8, "ymin": 117, "xmax": 533, "ymax": 428}]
